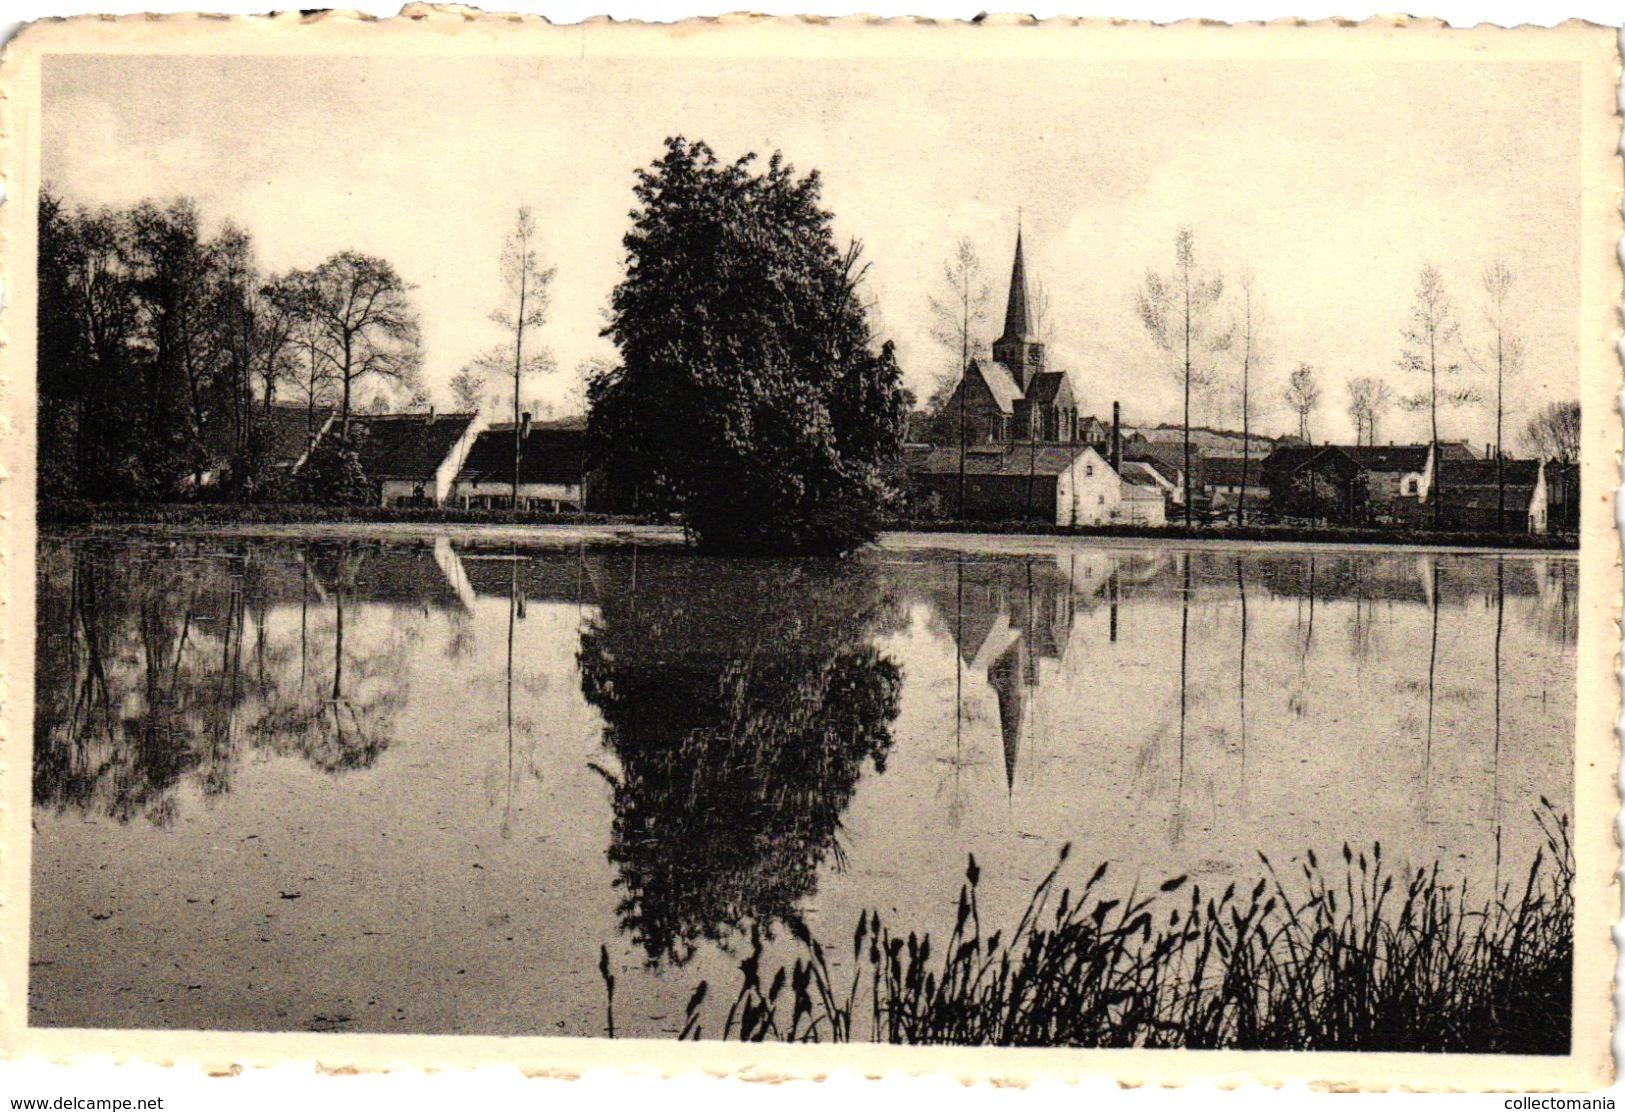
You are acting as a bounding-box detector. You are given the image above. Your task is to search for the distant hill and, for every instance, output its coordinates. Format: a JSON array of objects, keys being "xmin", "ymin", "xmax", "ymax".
[{"xmin": 1124, "ymin": 423, "xmax": 1288, "ymax": 456}]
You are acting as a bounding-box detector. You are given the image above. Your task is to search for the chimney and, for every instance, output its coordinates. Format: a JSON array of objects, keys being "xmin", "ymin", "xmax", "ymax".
[
  {"xmin": 1111, "ymin": 402, "xmax": 1122, "ymax": 473},
  {"xmin": 1484, "ymin": 442, "xmax": 1491, "ymax": 460},
  {"xmin": 521, "ymin": 411, "xmax": 532, "ymax": 440},
  {"xmin": 427, "ymin": 406, "xmax": 435, "ymax": 424}
]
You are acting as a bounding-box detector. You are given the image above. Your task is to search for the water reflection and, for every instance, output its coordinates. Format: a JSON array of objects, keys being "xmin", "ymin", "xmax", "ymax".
[
  {"xmin": 32, "ymin": 540, "xmax": 446, "ymax": 823},
  {"xmin": 31, "ymin": 534, "xmax": 1577, "ymax": 1036},
  {"xmin": 576, "ymin": 554, "xmax": 903, "ymax": 965}
]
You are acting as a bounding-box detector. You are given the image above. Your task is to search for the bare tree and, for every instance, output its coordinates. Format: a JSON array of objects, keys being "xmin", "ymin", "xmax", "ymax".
[
  {"xmin": 1139, "ymin": 227, "xmax": 1229, "ymax": 527},
  {"xmin": 1521, "ymin": 400, "xmax": 1580, "ymax": 463},
  {"xmin": 284, "ymin": 271, "xmax": 339, "ymax": 441},
  {"xmin": 307, "ymin": 251, "xmax": 422, "ymax": 434},
  {"xmin": 1227, "ymin": 268, "xmax": 1268, "ymax": 524},
  {"xmin": 1284, "ymin": 363, "xmax": 1320, "ymax": 442},
  {"xmin": 1466, "ymin": 260, "xmax": 1525, "ymax": 529},
  {"xmin": 448, "ymin": 367, "xmax": 485, "ymax": 413},
  {"xmin": 927, "ymin": 237, "xmax": 991, "ymax": 516},
  {"xmin": 1396, "ymin": 263, "xmax": 1476, "ymax": 527},
  {"xmin": 1030, "ymin": 277, "xmax": 1057, "ymax": 350},
  {"xmin": 1345, "ymin": 375, "xmax": 1394, "ymax": 446},
  {"xmin": 487, "ymin": 206, "xmax": 557, "ymax": 506}
]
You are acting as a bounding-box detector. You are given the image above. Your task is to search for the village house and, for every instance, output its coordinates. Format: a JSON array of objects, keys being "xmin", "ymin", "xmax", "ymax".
[
  {"xmin": 451, "ymin": 416, "xmax": 592, "ymax": 511},
  {"xmin": 1118, "ymin": 468, "xmax": 1169, "ymax": 525},
  {"xmin": 1434, "ymin": 459, "xmax": 1549, "ymax": 534},
  {"xmin": 1338, "ymin": 444, "xmax": 1433, "ymax": 522},
  {"xmin": 1203, "ymin": 454, "xmax": 1266, "ymax": 517},
  {"xmin": 1259, "ymin": 445, "xmax": 1367, "ymax": 523},
  {"xmin": 196, "ymin": 400, "xmax": 335, "ymax": 489},
  {"xmin": 347, "ymin": 410, "xmax": 486, "ymax": 507},
  {"xmin": 909, "ymin": 443, "xmax": 1124, "ymax": 526}
]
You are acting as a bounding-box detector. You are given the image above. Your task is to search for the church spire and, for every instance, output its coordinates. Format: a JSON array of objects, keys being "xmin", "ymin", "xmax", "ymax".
[
  {"xmin": 999, "ymin": 228, "xmax": 1036, "ymax": 345},
  {"xmin": 991, "ymin": 225, "xmax": 1045, "ymax": 389}
]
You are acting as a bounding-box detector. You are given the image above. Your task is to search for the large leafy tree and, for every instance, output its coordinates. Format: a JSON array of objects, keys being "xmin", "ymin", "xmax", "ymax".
[{"xmin": 590, "ymin": 137, "xmax": 908, "ymax": 555}]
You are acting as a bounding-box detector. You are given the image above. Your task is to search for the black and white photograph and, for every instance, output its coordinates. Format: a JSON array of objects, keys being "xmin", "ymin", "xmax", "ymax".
[{"xmin": 1, "ymin": 10, "xmax": 1616, "ymax": 1096}]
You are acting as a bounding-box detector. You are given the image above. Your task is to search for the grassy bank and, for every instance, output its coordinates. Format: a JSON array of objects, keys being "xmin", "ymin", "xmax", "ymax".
[
  {"xmin": 886, "ymin": 517, "xmax": 1578, "ymax": 551},
  {"xmin": 652, "ymin": 805, "xmax": 1571, "ymax": 1052},
  {"xmin": 38, "ymin": 499, "xmax": 660, "ymax": 529},
  {"xmin": 41, "ymin": 501, "xmax": 1575, "ymax": 551}
]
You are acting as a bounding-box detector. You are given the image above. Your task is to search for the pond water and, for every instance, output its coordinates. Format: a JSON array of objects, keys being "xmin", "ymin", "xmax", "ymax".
[{"xmin": 30, "ymin": 532, "xmax": 1576, "ymax": 1037}]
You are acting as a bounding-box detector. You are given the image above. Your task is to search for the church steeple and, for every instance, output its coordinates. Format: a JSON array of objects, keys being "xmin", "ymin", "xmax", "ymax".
[{"xmin": 991, "ymin": 227, "xmax": 1045, "ymax": 390}]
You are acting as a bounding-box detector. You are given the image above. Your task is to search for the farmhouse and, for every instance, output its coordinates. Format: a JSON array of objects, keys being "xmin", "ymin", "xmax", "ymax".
[
  {"xmin": 452, "ymin": 416, "xmax": 592, "ymax": 511},
  {"xmin": 1434, "ymin": 459, "xmax": 1548, "ymax": 534},
  {"xmin": 348, "ymin": 411, "xmax": 486, "ymax": 507},
  {"xmin": 909, "ymin": 443, "xmax": 1124, "ymax": 526}
]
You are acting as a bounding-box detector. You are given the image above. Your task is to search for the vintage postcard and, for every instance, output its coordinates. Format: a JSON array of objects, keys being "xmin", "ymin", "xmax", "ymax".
[{"xmin": 0, "ymin": 10, "xmax": 1617, "ymax": 1094}]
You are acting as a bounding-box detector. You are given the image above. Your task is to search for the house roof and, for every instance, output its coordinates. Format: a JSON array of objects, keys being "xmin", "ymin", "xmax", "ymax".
[
  {"xmin": 969, "ymin": 359, "xmax": 1023, "ymax": 416},
  {"xmin": 350, "ymin": 412, "xmax": 480, "ymax": 480},
  {"xmin": 1123, "ymin": 452, "xmax": 1181, "ymax": 486},
  {"xmin": 1259, "ymin": 445, "xmax": 1323, "ymax": 476},
  {"xmin": 1121, "ymin": 466, "xmax": 1166, "ymax": 492},
  {"xmin": 909, "ymin": 443, "xmax": 1100, "ymax": 477},
  {"xmin": 1022, "ymin": 370, "xmax": 1073, "ymax": 407},
  {"xmin": 456, "ymin": 426, "xmax": 588, "ymax": 487},
  {"xmin": 1203, "ymin": 455, "xmax": 1263, "ymax": 487},
  {"xmin": 202, "ymin": 401, "xmax": 333, "ymax": 465},
  {"xmin": 1079, "ymin": 415, "xmax": 1108, "ymax": 438},
  {"xmin": 1121, "ymin": 459, "xmax": 1174, "ymax": 489},
  {"xmin": 1340, "ymin": 444, "xmax": 1431, "ymax": 473},
  {"xmin": 1438, "ymin": 459, "xmax": 1543, "ymax": 488}
]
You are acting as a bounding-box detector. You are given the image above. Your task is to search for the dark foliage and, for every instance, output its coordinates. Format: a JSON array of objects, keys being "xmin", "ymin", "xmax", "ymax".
[
  {"xmin": 577, "ymin": 552, "xmax": 902, "ymax": 964},
  {"xmin": 292, "ymin": 428, "xmax": 376, "ymax": 506},
  {"xmin": 37, "ymin": 188, "xmax": 417, "ymax": 506},
  {"xmin": 589, "ymin": 138, "xmax": 909, "ymax": 555},
  {"xmin": 680, "ymin": 807, "xmax": 1572, "ymax": 1052}
]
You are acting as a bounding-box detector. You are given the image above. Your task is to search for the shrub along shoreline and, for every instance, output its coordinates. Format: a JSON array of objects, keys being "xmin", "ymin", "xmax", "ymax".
[
  {"xmin": 647, "ymin": 805, "xmax": 1572, "ymax": 1052},
  {"xmin": 38, "ymin": 500, "xmax": 1578, "ymax": 550}
]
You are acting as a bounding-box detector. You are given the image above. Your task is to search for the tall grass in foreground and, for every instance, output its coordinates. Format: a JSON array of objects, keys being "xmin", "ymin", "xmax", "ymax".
[{"xmin": 655, "ymin": 804, "xmax": 1571, "ymax": 1052}]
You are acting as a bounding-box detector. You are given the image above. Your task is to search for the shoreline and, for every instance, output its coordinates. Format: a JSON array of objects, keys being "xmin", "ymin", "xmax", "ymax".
[{"xmin": 37, "ymin": 514, "xmax": 1578, "ymax": 558}]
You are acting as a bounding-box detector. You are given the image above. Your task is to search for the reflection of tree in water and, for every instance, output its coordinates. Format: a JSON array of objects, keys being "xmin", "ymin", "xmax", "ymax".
[
  {"xmin": 34, "ymin": 539, "xmax": 414, "ymax": 825},
  {"xmin": 578, "ymin": 555, "xmax": 902, "ymax": 967},
  {"xmin": 251, "ymin": 543, "xmax": 407, "ymax": 774}
]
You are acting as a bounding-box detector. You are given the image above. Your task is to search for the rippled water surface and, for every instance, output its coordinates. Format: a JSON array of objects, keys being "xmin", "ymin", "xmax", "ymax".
[{"xmin": 31, "ymin": 532, "xmax": 1576, "ymax": 1036}]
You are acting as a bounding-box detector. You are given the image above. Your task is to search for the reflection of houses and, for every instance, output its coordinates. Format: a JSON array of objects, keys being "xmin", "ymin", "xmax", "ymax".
[
  {"xmin": 454, "ymin": 543, "xmax": 604, "ymax": 608},
  {"xmin": 348, "ymin": 411, "xmax": 486, "ymax": 507},
  {"xmin": 308, "ymin": 540, "xmax": 474, "ymax": 612},
  {"xmin": 451, "ymin": 416, "xmax": 594, "ymax": 511}
]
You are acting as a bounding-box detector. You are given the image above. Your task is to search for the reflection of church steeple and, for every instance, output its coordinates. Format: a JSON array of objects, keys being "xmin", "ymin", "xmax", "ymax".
[
  {"xmin": 987, "ymin": 637, "xmax": 1026, "ymax": 796},
  {"xmin": 991, "ymin": 230, "xmax": 1045, "ymax": 391}
]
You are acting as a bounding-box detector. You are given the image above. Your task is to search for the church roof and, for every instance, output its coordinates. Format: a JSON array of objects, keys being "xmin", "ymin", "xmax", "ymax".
[
  {"xmin": 970, "ymin": 359, "xmax": 1023, "ymax": 415},
  {"xmin": 996, "ymin": 230, "xmax": 1037, "ymax": 345},
  {"xmin": 1023, "ymin": 370, "xmax": 1073, "ymax": 407}
]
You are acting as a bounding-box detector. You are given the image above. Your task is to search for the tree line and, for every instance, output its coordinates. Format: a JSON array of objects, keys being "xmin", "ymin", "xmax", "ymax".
[{"xmin": 38, "ymin": 187, "xmax": 423, "ymax": 503}]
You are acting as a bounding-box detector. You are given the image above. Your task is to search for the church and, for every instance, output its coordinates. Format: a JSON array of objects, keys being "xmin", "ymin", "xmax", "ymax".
[
  {"xmin": 907, "ymin": 231, "xmax": 1166, "ymax": 527},
  {"xmin": 938, "ymin": 231, "xmax": 1091, "ymax": 447}
]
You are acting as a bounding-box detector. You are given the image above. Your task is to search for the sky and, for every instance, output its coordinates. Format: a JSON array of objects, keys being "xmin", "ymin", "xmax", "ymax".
[{"xmin": 41, "ymin": 49, "xmax": 1583, "ymax": 446}]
